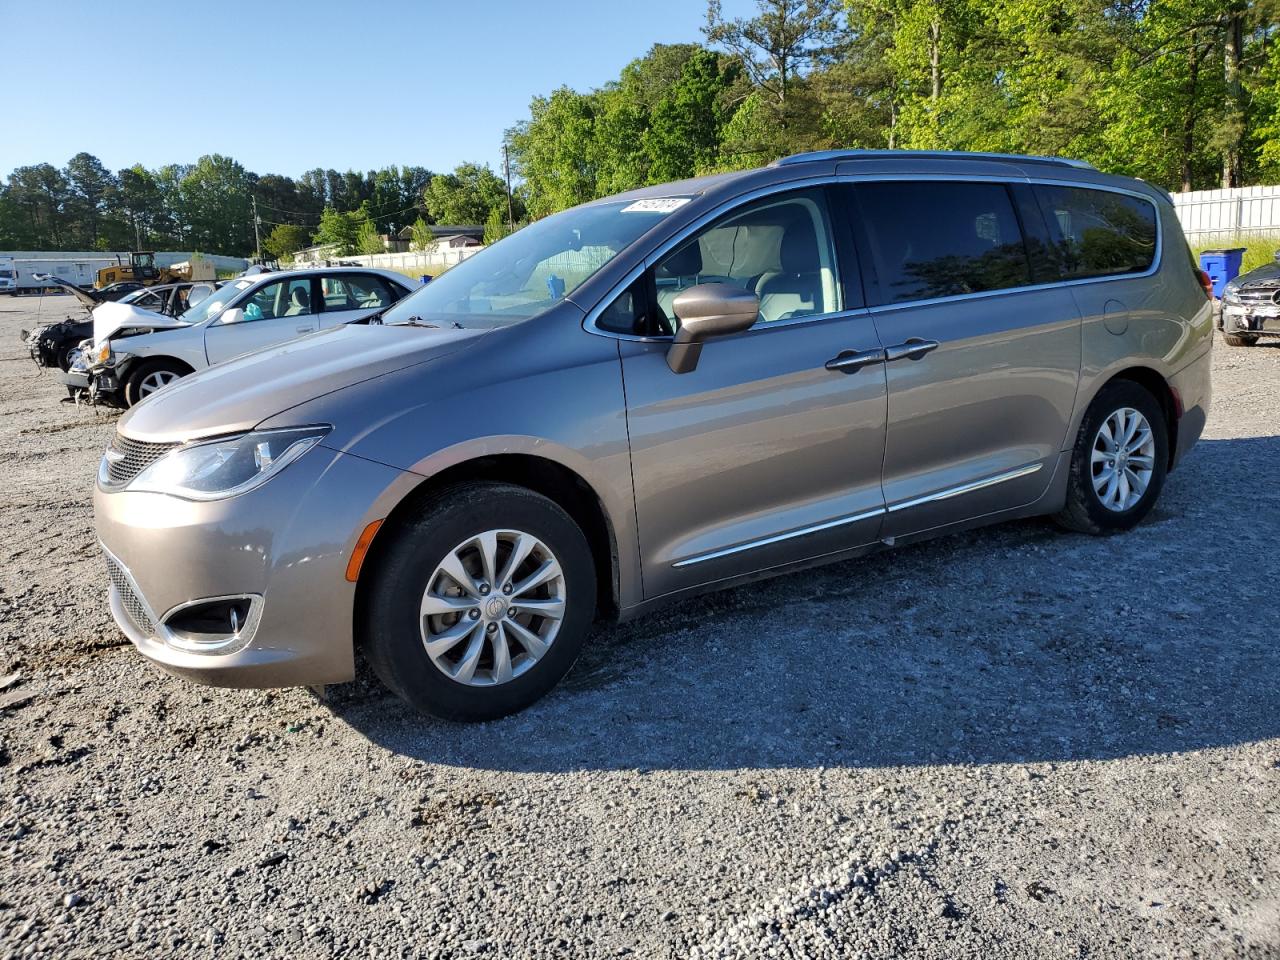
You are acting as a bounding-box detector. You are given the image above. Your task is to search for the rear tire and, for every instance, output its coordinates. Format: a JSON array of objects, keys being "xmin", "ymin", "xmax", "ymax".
[
  {"xmin": 1056, "ymin": 380, "xmax": 1168, "ymax": 535},
  {"xmin": 362, "ymin": 483, "xmax": 596, "ymax": 722},
  {"xmin": 123, "ymin": 359, "xmax": 188, "ymax": 407},
  {"xmin": 1221, "ymin": 331, "xmax": 1258, "ymax": 347}
]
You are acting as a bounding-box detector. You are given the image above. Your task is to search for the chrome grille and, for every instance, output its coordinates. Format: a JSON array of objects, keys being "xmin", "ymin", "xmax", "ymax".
[
  {"xmin": 1236, "ymin": 283, "xmax": 1280, "ymax": 306},
  {"xmin": 104, "ymin": 552, "xmax": 155, "ymax": 636},
  {"xmin": 103, "ymin": 433, "xmax": 178, "ymax": 487}
]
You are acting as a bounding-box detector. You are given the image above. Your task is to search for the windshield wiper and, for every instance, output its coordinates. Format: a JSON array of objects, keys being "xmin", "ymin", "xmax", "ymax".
[{"xmin": 396, "ymin": 315, "xmax": 440, "ymax": 328}]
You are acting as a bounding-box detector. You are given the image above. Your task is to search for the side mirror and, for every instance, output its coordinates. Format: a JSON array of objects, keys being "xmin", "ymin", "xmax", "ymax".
[
  {"xmin": 666, "ymin": 283, "xmax": 759, "ymax": 374},
  {"xmin": 187, "ymin": 283, "xmax": 214, "ymax": 307},
  {"xmin": 217, "ymin": 307, "xmax": 245, "ymax": 326}
]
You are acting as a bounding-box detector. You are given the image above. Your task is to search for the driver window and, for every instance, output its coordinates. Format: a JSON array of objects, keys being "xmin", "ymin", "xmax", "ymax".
[
  {"xmin": 242, "ymin": 278, "xmax": 313, "ymax": 321},
  {"xmin": 652, "ymin": 189, "xmax": 841, "ymax": 331}
]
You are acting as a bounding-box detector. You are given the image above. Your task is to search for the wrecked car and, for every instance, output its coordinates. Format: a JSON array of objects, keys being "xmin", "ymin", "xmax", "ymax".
[{"xmin": 1220, "ymin": 252, "xmax": 1280, "ymax": 346}]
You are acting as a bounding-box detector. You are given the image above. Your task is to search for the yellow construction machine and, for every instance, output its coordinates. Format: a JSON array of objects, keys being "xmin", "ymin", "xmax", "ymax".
[{"xmin": 95, "ymin": 252, "xmax": 216, "ymax": 289}]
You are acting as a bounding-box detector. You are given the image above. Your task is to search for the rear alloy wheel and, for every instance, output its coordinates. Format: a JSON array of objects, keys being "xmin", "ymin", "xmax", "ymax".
[
  {"xmin": 124, "ymin": 360, "xmax": 187, "ymax": 406},
  {"xmin": 1056, "ymin": 380, "xmax": 1168, "ymax": 535},
  {"xmin": 363, "ymin": 483, "xmax": 596, "ymax": 721}
]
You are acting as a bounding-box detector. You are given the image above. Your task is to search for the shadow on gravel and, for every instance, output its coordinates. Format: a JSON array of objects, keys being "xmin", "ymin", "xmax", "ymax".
[{"xmin": 334, "ymin": 435, "xmax": 1280, "ymax": 774}]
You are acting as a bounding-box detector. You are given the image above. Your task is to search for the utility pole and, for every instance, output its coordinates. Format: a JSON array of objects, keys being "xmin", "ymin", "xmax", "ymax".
[
  {"xmin": 502, "ymin": 143, "xmax": 515, "ymax": 234},
  {"xmin": 251, "ymin": 195, "xmax": 263, "ymax": 260}
]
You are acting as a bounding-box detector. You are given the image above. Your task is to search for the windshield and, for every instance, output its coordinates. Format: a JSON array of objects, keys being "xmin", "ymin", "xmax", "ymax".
[
  {"xmin": 379, "ymin": 198, "xmax": 689, "ymax": 327},
  {"xmin": 179, "ymin": 279, "xmax": 246, "ymax": 324}
]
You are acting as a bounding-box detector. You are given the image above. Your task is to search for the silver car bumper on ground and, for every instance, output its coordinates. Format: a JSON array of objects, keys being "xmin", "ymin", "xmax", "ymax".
[{"xmin": 94, "ymin": 444, "xmax": 410, "ymax": 688}]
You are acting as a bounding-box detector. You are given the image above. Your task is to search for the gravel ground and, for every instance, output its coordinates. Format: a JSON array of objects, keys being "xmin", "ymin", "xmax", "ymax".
[{"xmin": 1, "ymin": 294, "xmax": 1277, "ymax": 960}]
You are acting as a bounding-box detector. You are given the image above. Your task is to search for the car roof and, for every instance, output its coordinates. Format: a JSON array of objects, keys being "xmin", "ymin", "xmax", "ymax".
[{"xmin": 592, "ymin": 149, "xmax": 1164, "ymax": 208}]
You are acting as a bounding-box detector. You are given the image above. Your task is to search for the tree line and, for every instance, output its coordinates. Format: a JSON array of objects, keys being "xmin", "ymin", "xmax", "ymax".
[
  {"xmin": 2, "ymin": 0, "xmax": 1273, "ymax": 256},
  {"xmin": 506, "ymin": 0, "xmax": 1276, "ymax": 215}
]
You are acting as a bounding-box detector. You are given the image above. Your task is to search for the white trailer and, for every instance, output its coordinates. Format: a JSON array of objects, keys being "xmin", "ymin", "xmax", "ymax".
[
  {"xmin": 14, "ymin": 257, "xmax": 119, "ymax": 293},
  {"xmin": 0, "ymin": 256, "xmax": 14, "ymax": 295}
]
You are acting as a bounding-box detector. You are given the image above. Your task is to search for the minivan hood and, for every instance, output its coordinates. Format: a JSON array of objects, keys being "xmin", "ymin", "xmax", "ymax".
[
  {"xmin": 94, "ymin": 301, "xmax": 186, "ymax": 344},
  {"xmin": 119, "ymin": 323, "xmax": 486, "ymax": 442}
]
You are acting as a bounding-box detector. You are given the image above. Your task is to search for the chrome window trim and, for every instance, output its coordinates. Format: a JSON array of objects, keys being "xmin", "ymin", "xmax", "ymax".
[
  {"xmin": 582, "ymin": 173, "xmax": 1163, "ymax": 341},
  {"xmin": 669, "ymin": 462, "xmax": 1043, "ymax": 567}
]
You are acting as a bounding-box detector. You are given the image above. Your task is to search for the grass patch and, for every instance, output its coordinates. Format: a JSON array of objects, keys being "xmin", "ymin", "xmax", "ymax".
[{"xmin": 1191, "ymin": 233, "xmax": 1279, "ymax": 274}]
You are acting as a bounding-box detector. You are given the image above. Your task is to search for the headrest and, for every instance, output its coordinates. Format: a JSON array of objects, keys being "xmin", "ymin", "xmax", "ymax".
[
  {"xmin": 291, "ymin": 287, "xmax": 310, "ymax": 306},
  {"xmin": 659, "ymin": 241, "xmax": 703, "ymax": 277},
  {"xmin": 780, "ymin": 221, "xmax": 818, "ymax": 274}
]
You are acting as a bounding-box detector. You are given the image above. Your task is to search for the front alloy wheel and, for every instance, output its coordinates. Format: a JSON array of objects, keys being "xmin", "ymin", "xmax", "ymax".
[
  {"xmin": 363, "ymin": 483, "xmax": 596, "ymax": 721},
  {"xmin": 420, "ymin": 530, "xmax": 566, "ymax": 686}
]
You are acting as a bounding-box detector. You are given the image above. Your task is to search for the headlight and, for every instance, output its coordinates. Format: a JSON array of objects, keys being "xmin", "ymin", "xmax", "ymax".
[
  {"xmin": 1222, "ymin": 284, "xmax": 1241, "ymax": 305},
  {"xmin": 120, "ymin": 426, "xmax": 330, "ymax": 500}
]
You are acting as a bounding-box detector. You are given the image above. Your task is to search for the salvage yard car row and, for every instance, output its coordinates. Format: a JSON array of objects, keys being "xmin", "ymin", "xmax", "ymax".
[{"xmin": 21, "ymin": 267, "xmax": 415, "ymax": 407}]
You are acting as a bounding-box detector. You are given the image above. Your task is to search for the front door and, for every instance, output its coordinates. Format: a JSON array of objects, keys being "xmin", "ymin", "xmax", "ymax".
[
  {"xmin": 846, "ymin": 179, "xmax": 1081, "ymax": 538},
  {"xmin": 204, "ymin": 276, "xmax": 319, "ymax": 364},
  {"xmin": 617, "ymin": 187, "xmax": 889, "ymax": 600}
]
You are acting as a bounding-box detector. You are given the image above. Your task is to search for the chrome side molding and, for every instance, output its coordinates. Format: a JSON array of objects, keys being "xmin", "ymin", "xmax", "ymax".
[{"xmin": 670, "ymin": 462, "xmax": 1043, "ymax": 567}]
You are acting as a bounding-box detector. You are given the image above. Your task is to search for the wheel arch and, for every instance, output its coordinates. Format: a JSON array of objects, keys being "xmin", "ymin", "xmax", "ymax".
[
  {"xmin": 354, "ymin": 453, "xmax": 622, "ymax": 636},
  {"xmin": 1087, "ymin": 365, "xmax": 1180, "ymax": 470}
]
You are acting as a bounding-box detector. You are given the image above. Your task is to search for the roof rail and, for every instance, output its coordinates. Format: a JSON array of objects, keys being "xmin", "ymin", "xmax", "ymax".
[{"xmin": 771, "ymin": 149, "xmax": 1095, "ymax": 171}]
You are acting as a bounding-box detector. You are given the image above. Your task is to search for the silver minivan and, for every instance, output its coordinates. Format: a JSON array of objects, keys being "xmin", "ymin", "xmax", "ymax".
[{"xmin": 94, "ymin": 151, "xmax": 1214, "ymax": 721}]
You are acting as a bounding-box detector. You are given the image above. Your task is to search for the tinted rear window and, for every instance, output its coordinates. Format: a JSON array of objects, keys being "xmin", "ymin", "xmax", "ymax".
[
  {"xmin": 1033, "ymin": 185, "xmax": 1157, "ymax": 279},
  {"xmin": 854, "ymin": 181, "xmax": 1030, "ymax": 304}
]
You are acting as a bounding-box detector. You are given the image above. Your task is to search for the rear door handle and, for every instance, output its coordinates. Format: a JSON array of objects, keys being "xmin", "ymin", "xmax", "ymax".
[
  {"xmin": 825, "ymin": 347, "xmax": 885, "ymax": 374},
  {"xmin": 884, "ymin": 337, "xmax": 940, "ymax": 362}
]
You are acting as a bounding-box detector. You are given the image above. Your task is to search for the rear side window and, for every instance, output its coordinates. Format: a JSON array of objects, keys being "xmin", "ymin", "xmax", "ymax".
[
  {"xmin": 854, "ymin": 181, "xmax": 1030, "ymax": 304},
  {"xmin": 1033, "ymin": 185, "xmax": 1157, "ymax": 279}
]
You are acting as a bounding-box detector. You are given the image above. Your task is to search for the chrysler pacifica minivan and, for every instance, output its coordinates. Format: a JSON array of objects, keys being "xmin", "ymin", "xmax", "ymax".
[{"xmin": 94, "ymin": 151, "xmax": 1214, "ymax": 721}]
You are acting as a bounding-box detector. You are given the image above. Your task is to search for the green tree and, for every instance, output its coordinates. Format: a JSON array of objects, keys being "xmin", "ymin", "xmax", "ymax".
[
  {"xmin": 314, "ymin": 207, "xmax": 363, "ymax": 255},
  {"xmin": 180, "ymin": 154, "xmax": 252, "ymax": 254},
  {"xmin": 423, "ymin": 162, "xmax": 518, "ymax": 225},
  {"xmin": 263, "ymin": 223, "xmax": 311, "ymax": 260},
  {"xmin": 64, "ymin": 152, "xmax": 116, "ymax": 248}
]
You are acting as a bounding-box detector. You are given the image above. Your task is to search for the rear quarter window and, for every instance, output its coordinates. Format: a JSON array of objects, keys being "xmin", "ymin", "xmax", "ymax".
[{"xmin": 1033, "ymin": 185, "xmax": 1157, "ymax": 280}]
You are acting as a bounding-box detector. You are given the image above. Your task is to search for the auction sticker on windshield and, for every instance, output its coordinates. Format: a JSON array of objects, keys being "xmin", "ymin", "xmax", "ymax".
[{"xmin": 621, "ymin": 198, "xmax": 691, "ymax": 214}]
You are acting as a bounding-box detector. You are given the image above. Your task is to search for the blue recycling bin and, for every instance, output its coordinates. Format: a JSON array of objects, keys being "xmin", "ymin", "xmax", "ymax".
[{"xmin": 1199, "ymin": 248, "xmax": 1247, "ymax": 299}]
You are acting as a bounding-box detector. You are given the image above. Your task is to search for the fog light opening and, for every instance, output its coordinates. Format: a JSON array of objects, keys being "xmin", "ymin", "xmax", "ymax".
[{"xmin": 161, "ymin": 596, "xmax": 261, "ymax": 652}]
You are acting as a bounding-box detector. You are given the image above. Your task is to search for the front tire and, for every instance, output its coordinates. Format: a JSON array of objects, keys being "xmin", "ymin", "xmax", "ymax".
[
  {"xmin": 1056, "ymin": 380, "xmax": 1168, "ymax": 535},
  {"xmin": 362, "ymin": 483, "xmax": 596, "ymax": 722},
  {"xmin": 123, "ymin": 359, "xmax": 188, "ymax": 407}
]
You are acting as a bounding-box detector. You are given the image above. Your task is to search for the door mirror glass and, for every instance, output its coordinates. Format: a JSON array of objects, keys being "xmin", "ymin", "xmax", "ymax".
[
  {"xmin": 666, "ymin": 283, "xmax": 759, "ymax": 374},
  {"xmin": 187, "ymin": 283, "xmax": 215, "ymax": 308}
]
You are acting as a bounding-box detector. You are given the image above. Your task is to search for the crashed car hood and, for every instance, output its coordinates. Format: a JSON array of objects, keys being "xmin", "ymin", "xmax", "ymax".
[
  {"xmin": 119, "ymin": 323, "xmax": 487, "ymax": 443},
  {"xmin": 1232, "ymin": 260, "xmax": 1280, "ymax": 288},
  {"xmin": 93, "ymin": 301, "xmax": 187, "ymax": 344},
  {"xmin": 35, "ymin": 274, "xmax": 103, "ymax": 308}
]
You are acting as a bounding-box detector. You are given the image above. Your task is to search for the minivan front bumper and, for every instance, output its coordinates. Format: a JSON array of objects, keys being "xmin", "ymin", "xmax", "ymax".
[{"xmin": 94, "ymin": 444, "xmax": 412, "ymax": 688}]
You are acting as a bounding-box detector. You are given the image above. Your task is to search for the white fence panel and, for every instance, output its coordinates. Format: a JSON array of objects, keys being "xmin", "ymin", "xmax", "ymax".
[
  {"xmin": 1172, "ymin": 185, "xmax": 1280, "ymax": 244},
  {"xmin": 300, "ymin": 247, "xmax": 483, "ymax": 276}
]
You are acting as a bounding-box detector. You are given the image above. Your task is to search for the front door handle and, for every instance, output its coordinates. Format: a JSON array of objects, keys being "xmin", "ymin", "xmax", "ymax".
[
  {"xmin": 825, "ymin": 347, "xmax": 885, "ymax": 374},
  {"xmin": 884, "ymin": 337, "xmax": 940, "ymax": 362},
  {"xmin": 296, "ymin": 325, "xmax": 313, "ymax": 334}
]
